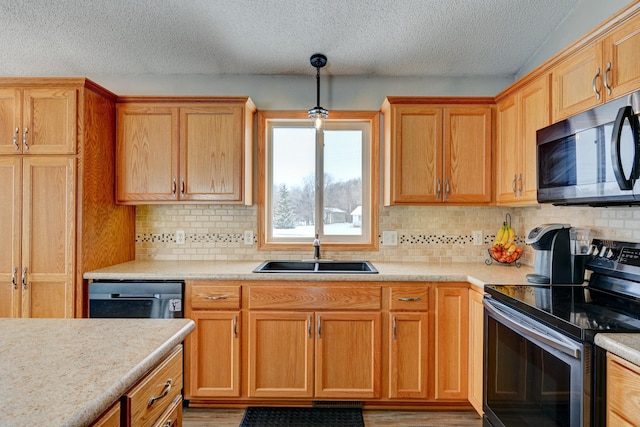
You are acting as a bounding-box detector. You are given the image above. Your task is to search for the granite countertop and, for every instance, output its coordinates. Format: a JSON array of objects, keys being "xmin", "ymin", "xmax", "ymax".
[
  {"xmin": 595, "ymin": 333, "xmax": 640, "ymax": 366},
  {"xmin": 84, "ymin": 260, "xmax": 534, "ymax": 290},
  {"xmin": 0, "ymin": 318, "xmax": 195, "ymax": 427}
]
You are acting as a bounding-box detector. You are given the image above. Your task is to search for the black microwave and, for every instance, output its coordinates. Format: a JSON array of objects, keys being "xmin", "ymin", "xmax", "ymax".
[{"xmin": 536, "ymin": 91, "xmax": 640, "ymax": 206}]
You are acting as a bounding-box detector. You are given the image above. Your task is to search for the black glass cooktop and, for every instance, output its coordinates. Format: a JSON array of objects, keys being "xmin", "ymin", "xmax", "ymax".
[{"xmin": 485, "ymin": 282, "xmax": 640, "ymax": 341}]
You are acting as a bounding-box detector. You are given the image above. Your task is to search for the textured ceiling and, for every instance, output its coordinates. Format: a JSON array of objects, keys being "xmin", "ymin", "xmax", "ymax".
[{"xmin": 0, "ymin": 0, "xmax": 581, "ymax": 78}]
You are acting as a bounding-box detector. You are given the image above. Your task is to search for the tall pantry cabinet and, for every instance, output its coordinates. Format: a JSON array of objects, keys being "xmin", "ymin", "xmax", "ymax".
[{"xmin": 0, "ymin": 78, "xmax": 135, "ymax": 318}]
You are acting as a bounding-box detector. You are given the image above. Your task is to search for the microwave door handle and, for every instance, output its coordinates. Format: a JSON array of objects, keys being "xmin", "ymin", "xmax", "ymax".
[{"xmin": 611, "ymin": 105, "xmax": 640, "ymax": 190}]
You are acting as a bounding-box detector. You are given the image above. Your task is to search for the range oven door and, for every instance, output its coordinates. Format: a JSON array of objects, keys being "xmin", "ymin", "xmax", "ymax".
[
  {"xmin": 483, "ymin": 297, "xmax": 589, "ymax": 427},
  {"xmin": 88, "ymin": 281, "xmax": 184, "ymax": 318}
]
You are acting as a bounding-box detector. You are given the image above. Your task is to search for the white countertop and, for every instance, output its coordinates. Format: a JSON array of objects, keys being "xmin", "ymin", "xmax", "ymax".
[
  {"xmin": 84, "ymin": 260, "xmax": 534, "ymax": 290},
  {"xmin": 0, "ymin": 318, "xmax": 194, "ymax": 427}
]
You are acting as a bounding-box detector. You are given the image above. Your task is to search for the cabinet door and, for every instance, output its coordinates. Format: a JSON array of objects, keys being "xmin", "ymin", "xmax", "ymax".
[
  {"xmin": 468, "ymin": 289, "xmax": 484, "ymax": 415},
  {"xmin": 388, "ymin": 105, "xmax": 443, "ymax": 204},
  {"xmin": 248, "ymin": 311, "xmax": 314, "ymax": 398},
  {"xmin": 607, "ymin": 353, "xmax": 640, "ymax": 426},
  {"xmin": 434, "ymin": 286, "xmax": 469, "ymax": 400},
  {"xmin": 21, "ymin": 157, "xmax": 75, "ymax": 318},
  {"xmin": 22, "ymin": 88, "xmax": 77, "ymax": 155},
  {"xmin": 180, "ymin": 106, "xmax": 243, "ymax": 202},
  {"xmin": 495, "ymin": 95, "xmax": 519, "ymax": 204},
  {"xmin": 520, "ymin": 75, "xmax": 550, "ymax": 203},
  {"xmin": 389, "ymin": 312, "xmax": 429, "ymax": 399},
  {"xmin": 0, "ymin": 157, "xmax": 21, "ymax": 317},
  {"xmin": 188, "ymin": 311, "xmax": 240, "ymax": 398},
  {"xmin": 552, "ymin": 43, "xmax": 604, "ymax": 122},
  {"xmin": 0, "ymin": 89, "xmax": 21, "ymax": 155},
  {"xmin": 315, "ymin": 312, "xmax": 381, "ymax": 399},
  {"xmin": 443, "ymin": 106, "xmax": 492, "ymax": 203},
  {"xmin": 605, "ymin": 17, "xmax": 640, "ymax": 100},
  {"xmin": 116, "ymin": 104, "xmax": 179, "ymax": 203}
]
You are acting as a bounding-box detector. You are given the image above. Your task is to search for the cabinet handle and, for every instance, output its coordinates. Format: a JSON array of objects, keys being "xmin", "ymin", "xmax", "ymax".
[
  {"xmin": 22, "ymin": 127, "xmax": 29, "ymax": 151},
  {"xmin": 172, "ymin": 178, "xmax": 177, "ymax": 197},
  {"xmin": 592, "ymin": 67, "xmax": 601, "ymax": 100},
  {"xmin": 398, "ymin": 297, "xmax": 421, "ymax": 302},
  {"xmin": 445, "ymin": 178, "xmax": 450, "ymax": 199},
  {"xmin": 11, "ymin": 266, "xmax": 18, "ymax": 290},
  {"xmin": 204, "ymin": 295, "xmax": 227, "ymax": 300},
  {"xmin": 180, "ymin": 179, "xmax": 185, "ymax": 196},
  {"xmin": 13, "ymin": 128, "xmax": 19, "ymax": 151},
  {"xmin": 21, "ymin": 266, "xmax": 27, "ymax": 290},
  {"xmin": 307, "ymin": 315, "xmax": 312, "ymax": 339},
  {"xmin": 512, "ymin": 175, "xmax": 517, "ymax": 197},
  {"xmin": 604, "ymin": 62, "xmax": 612, "ymax": 95},
  {"xmin": 392, "ymin": 316, "xmax": 397, "ymax": 340},
  {"xmin": 518, "ymin": 173, "xmax": 523, "ymax": 197},
  {"xmin": 162, "ymin": 420, "xmax": 173, "ymax": 427},
  {"xmin": 233, "ymin": 314, "xmax": 238, "ymax": 339},
  {"xmin": 317, "ymin": 315, "xmax": 322, "ymax": 339},
  {"xmin": 436, "ymin": 178, "xmax": 441, "ymax": 199},
  {"xmin": 148, "ymin": 378, "xmax": 172, "ymax": 406}
]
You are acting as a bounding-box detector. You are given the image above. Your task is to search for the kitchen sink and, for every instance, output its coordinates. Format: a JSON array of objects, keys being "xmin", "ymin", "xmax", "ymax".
[{"xmin": 253, "ymin": 260, "xmax": 378, "ymax": 274}]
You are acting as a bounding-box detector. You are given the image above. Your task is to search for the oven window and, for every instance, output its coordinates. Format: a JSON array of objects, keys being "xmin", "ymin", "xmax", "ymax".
[{"xmin": 486, "ymin": 316, "xmax": 573, "ymax": 427}]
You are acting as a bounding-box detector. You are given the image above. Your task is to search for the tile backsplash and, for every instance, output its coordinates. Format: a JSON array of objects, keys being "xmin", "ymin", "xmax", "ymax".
[{"xmin": 135, "ymin": 203, "xmax": 640, "ymax": 265}]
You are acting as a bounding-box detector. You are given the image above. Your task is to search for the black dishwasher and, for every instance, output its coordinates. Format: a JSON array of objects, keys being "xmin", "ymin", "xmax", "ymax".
[{"xmin": 88, "ymin": 280, "xmax": 184, "ymax": 318}]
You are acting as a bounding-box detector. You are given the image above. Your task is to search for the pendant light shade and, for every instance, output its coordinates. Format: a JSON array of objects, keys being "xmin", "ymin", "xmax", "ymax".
[{"xmin": 308, "ymin": 53, "xmax": 328, "ymax": 132}]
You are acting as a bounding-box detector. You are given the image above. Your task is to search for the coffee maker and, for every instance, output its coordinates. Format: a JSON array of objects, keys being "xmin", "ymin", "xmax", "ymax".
[{"xmin": 525, "ymin": 223, "xmax": 588, "ymax": 284}]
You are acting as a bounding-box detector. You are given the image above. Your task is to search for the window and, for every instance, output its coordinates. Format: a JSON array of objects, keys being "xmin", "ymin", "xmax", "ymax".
[{"xmin": 258, "ymin": 111, "xmax": 379, "ymax": 251}]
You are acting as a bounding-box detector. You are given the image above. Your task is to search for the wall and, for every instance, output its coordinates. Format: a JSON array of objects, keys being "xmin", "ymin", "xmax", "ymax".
[{"xmin": 132, "ymin": 0, "xmax": 638, "ymax": 265}]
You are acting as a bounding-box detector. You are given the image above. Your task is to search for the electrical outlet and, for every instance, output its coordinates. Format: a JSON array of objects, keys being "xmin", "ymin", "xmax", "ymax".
[
  {"xmin": 472, "ymin": 230, "xmax": 483, "ymax": 246},
  {"xmin": 176, "ymin": 230, "xmax": 186, "ymax": 245},
  {"xmin": 244, "ymin": 230, "xmax": 254, "ymax": 245},
  {"xmin": 382, "ymin": 230, "xmax": 398, "ymax": 246}
]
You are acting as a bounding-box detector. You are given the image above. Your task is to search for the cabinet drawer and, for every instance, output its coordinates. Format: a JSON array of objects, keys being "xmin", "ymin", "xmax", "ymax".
[
  {"xmin": 153, "ymin": 395, "xmax": 182, "ymax": 427},
  {"xmin": 190, "ymin": 284, "xmax": 241, "ymax": 309},
  {"xmin": 607, "ymin": 353, "xmax": 640, "ymax": 424},
  {"xmin": 90, "ymin": 402, "xmax": 121, "ymax": 427},
  {"xmin": 124, "ymin": 346, "xmax": 183, "ymax": 427},
  {"xmin": 389, "ymin": 287, "xmax": 429, "ymax": 311},
  {"xmin": 249, "ymin": 286, "xmax": 382, "ymax": 310}
]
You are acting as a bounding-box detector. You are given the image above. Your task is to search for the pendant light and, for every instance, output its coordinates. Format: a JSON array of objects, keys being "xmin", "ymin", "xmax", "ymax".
[{"xmin": 307, "ymin": 53, "xmax": 328, "ymax": 132}]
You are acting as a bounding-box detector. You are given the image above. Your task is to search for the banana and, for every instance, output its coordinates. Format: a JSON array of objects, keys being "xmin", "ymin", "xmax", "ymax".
[
  {"xmin": 493, "ymin": 223, "xmax": 506, "ymax": 246},
  {"xmin": 503, "ymin": 226, "xmax": 515, "ymax": 249},
  {"xmin": 499, "ymin": 224, "xmax": 511, "ymax": 246}
]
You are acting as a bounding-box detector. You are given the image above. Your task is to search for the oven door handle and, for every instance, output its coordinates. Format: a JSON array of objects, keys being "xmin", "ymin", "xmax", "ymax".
[{"xmin": 484, "ymin": 297, "xmax": 581, "ymax": 359}]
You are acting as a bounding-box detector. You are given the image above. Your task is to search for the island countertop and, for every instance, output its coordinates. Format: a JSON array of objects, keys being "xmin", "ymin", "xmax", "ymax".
[
  {"xmin": 84, "ymin": 260, "xmax": 534, "ymax": 290},
  {"xmin": 0, "ymin": 318, "xmax": 194, "ymax": 427}
]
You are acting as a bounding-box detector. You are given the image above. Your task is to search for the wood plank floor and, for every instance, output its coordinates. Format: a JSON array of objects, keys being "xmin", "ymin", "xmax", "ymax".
[{"xmin": 183, "ymin": 407, "xmax": 483, "ymax": 426}]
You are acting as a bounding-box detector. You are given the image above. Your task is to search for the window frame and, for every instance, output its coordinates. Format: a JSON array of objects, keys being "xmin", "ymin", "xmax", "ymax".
[{"xmin": 257, "ymin": 110, "xmax": 380, "ymax": 252}]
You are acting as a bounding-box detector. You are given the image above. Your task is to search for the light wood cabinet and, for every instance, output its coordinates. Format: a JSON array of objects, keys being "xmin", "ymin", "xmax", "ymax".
[
  {"xmin": 0, "ymin": 78, "xmax": 135, "ymax": 318},
  {"xmin": 552, "ymin": 14, "xmax": 640, "ymax": 122},
  {"xmin": 247, "ymin": 285, "xmax": 382, "ymax": 400},
  {"xmin": 388, "ymin": 286, "xmax": 430, "ymax": 399},
  {"xmin": 468, "ymin": 288, "xmax": 484, "ymax": 415},
  {"xmin": 434, "ymin": 285, "xmax": 469, "ymax": 401},
  {"xmin": 0, "ymin": 87, "xmax": 76, "ymax": 155},
  {"xmin": 382, "ymin": 98, "xmax": 493, "ymax": 205},
  {"xmin": 495, "ymin": 74, "xmax": 550, "ymax": 205},
  {"xmin": 606, "ymin": 352, "xmax": 640, "ymax": 426},
  {"xmin": 185, "ymin": 281, "xmax": 241, "ymax": 399},
  {"xmin": 116, "ymin": 97, "xmax": 255, "ymax": 205},
  {"xmin": 89, "ymin": 402, "xmax": 121, "ymax": 427}
]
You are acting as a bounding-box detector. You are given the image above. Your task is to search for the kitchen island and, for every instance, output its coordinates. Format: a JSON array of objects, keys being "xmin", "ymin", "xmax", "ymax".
[{"xmin": 0, "ymin": 318, "xmax": 194, "ymax": 427}]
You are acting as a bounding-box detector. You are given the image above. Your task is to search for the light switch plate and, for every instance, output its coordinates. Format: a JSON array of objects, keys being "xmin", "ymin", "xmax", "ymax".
[
  {"xmin": 382, "ymin": 231, "xmax": 398, "ymax": 246},
  {"xmin": 472, "ymin": 230, "xmax": 483, "ymax": 245},
  {"xmin": 176, "ymin": 230, "xmax": 186, "ymax": 245},
  {"xmin": 244, "ymin": 230, "xmax": 254, "ymax": 245}
]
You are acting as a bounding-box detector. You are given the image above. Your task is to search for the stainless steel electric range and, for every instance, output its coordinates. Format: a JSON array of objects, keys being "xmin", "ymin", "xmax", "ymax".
[{"xmin": 483, "ymin": 239, "xmax": 640, "ymax": 427}]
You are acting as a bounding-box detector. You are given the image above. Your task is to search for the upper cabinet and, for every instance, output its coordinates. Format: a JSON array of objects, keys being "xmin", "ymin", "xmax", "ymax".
[
  {"xmin": 0, "ymin": 87, "xmax": 77, "ymax": 155},
  {"xmin": 116, "ymin": 97, "xmax": 256, "ymax": 205},
  {"xmin": 495, "ymin": 75, "xmax": 550, "ymax": 205},
  {"xmin": 552, "ymin": 12, "xmax": 640, "ymax": 122},
  {"xmin": 382, "ymin": 98, "xmax": 493, "ymax": 205}
]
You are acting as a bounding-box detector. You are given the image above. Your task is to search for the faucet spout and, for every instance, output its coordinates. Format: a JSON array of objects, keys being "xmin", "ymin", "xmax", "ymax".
[{"xmin": 313, "ymin": 234, "xmax": 321, "ymax": 260}]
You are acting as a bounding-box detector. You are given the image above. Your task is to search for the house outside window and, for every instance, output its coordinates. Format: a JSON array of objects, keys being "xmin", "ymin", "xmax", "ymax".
[{"xmin": 257, "ymin": 111, "xmax": 379, "ymax": 251}]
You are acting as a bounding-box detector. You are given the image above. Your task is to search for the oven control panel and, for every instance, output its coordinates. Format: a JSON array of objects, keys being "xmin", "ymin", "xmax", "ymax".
[{"xmin": 587, "ymin": 239, "xmax": 640, "ymax": 278}]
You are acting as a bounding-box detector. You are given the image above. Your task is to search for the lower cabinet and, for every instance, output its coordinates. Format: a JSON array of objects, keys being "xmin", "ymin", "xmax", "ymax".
[
  {"xmin": 607, "ymin": 352, "xmax": 640, "ymax": 426},
  {"xmin": 248, "ymin": 310, "xmax": 381, "ymax": 399},
  {"xmin": 468, "ymin": 287, "xmax": 484, "ymax": 415}
]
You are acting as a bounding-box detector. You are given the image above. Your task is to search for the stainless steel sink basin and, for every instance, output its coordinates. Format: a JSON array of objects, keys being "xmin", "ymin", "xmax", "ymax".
[{"xmin": 253, "ymin": 260, "xmax": 378, "ymax": 274}]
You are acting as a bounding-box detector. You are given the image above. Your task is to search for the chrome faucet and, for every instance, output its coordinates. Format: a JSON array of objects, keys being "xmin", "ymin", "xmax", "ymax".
[{"xmin": 313, "ymin": 234, "xmax": 321, "ymax": 260}]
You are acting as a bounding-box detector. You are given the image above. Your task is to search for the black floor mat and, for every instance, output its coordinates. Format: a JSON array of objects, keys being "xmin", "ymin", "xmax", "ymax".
[{"xmin": 239, "ymin": 406, "xmax": 364, "ymax": 427}]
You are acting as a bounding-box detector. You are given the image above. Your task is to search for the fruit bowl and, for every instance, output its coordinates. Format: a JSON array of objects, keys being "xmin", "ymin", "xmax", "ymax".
[{"xmin": 486, "ymin": 247, "xmax": 522, "ymax": 267}]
